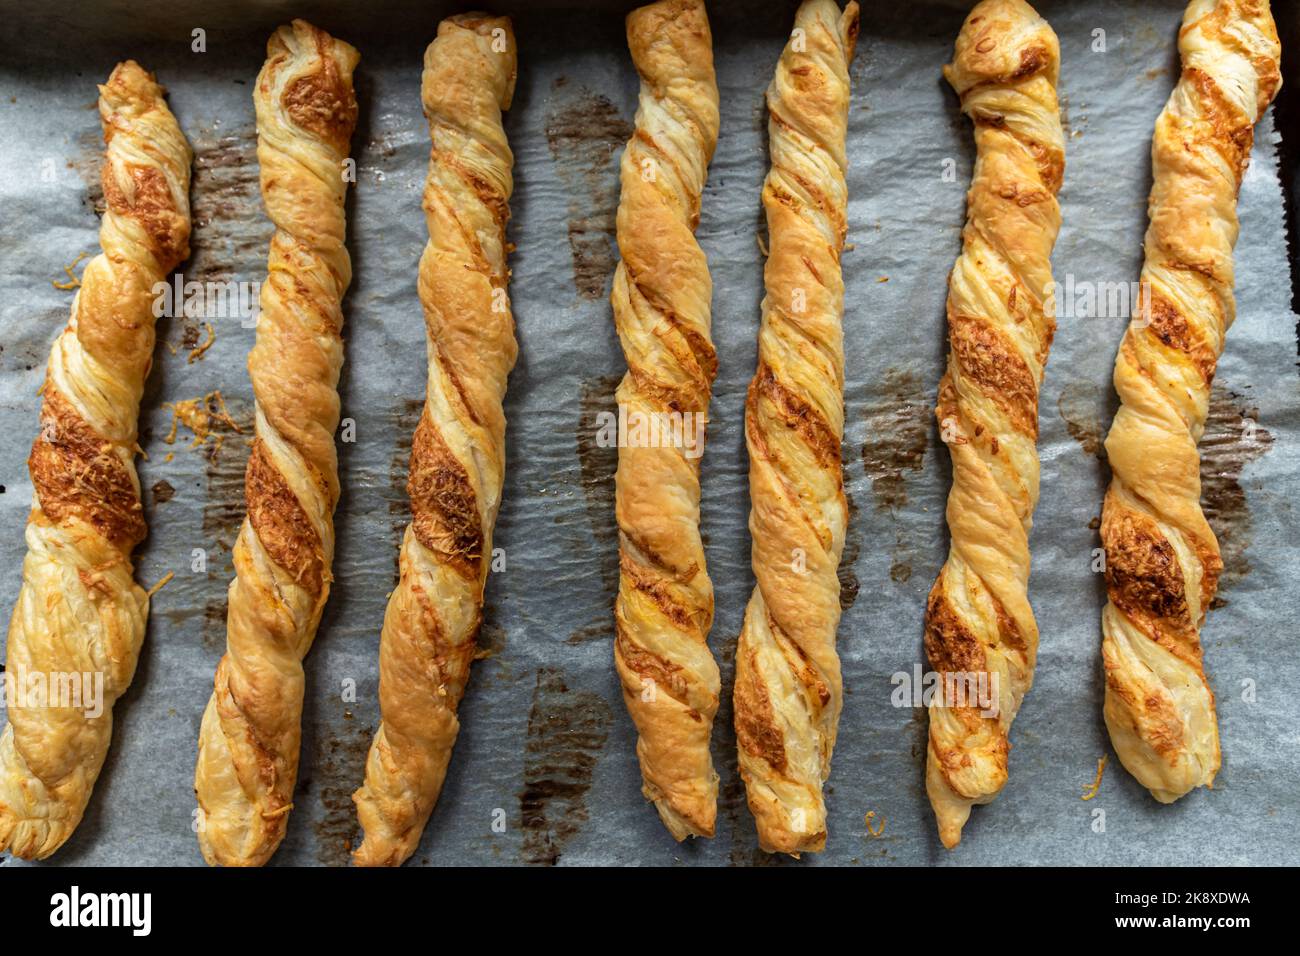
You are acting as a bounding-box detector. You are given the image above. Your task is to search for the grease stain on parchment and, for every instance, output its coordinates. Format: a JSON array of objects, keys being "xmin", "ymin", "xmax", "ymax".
[
  {"xmin": 751, "ymin": 92, "xmax": 769, "ymax": 134},
  {"xmin": 576, "ymin": 374, "xmax": 621, "ymax": 596},
  {"xmin": 715, "ymin": 633, "xmax": 783, "ymax": 867},
  {"xmin": 908, "ymin": 706, "xmax": 928, "ymax": 777},
  {"xmin": 720, "ymin": 766, "xmax": 751, "ymax": 866},
  {"xmin": 861, "ymin": 369, "xmax": 928, "ymax": 512},
  {"xmin": 543, "ymin": 84, "xmax": 632, "ymax": 300},
  {"xmin": 189, "ymin": 126, "xmax": 258, "ymax": 238},
  {"xmin": 198, "ymin": 397, "xmax": 254, "ymax": 649},
  {"xmin": 387, "ymin": 397, "xmax": 425, "ymax": 583},
  {"xmin": 1200, "ymin": 385, "xmax": 1273, "ymax": 590},
  {"xmin": 306, "ymin": 718, "xmax": 374, "ymax": 867},
  {"xmin": 184, "ymin": 128, "xmax": 264, "ymax": 354},
  {"xmin": 838, "ymin": 489, "xmax": 861, "ymax": 610},
  {"xmin": 1058, "ymin": 381, "xmax": 1108, "ymax": 460},
  {"xmin": 862, "ymin": 370, "xmax": 928, "ymax": 590},
  {"xmin": 476, "ymin": 616, "xmax": 507, "ymax": 661},
  {"xmin": 68, "ymin": 128, "xmax": 105, "ymax": 216},
  {"xmin": 357, "ymin": 119, "xmax": 421, "ymax": 186},
  {"xmin": 890, "ymin": 552, "xmax": 913, "ymax": 584},
  {"xmin": 517, "ymin": 666, "xmax": 611, "ymax": 866},
  {"xmin": 566, "ymin": 621, "xmax": 611, "ymax": 645},
  {"xmin": 197, "ymin": 397, "xmax": 254, "ymax": 546},
  {"xmin": 188, "ymin": 127, "xmax": 263, "ymax": 282},
  {"xmin": 201, "ymin": 599, "xmax": 228, "ymax": 650}
]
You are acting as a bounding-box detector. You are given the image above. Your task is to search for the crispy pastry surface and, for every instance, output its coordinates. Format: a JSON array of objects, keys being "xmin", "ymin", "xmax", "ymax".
[
  {"xmin": 611, "ymin": 0, "xmax": 721, "ymax": 840},
  {"xmin": 352, "ymin": 13, "xmax": 517, "ymax": 868},
  {"xmin": 732, "ymin": 0, "xmax": 858, "ymax": 857},
  {"xmin": 925, "ymin": 0, "xmax": 1063, "ymax": 849},
  {"xmin": 193, "ymin": 19, "xmax": 358, "ymax": 866},
  {"xmin": 1100, "ymin": 0, "xmax": 1280, "ymax": 803},
  {"xmin": 0, "ymin": 62, "xmax": 192, "ymax": 861}
]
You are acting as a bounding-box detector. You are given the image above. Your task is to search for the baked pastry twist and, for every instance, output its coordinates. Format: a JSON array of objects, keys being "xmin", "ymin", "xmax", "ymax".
[
  {"xmin": 611, "ymin": 0, "xmax": 721, "ymax": 840},
  {"xmin": 1100, "ymin": 0, "xmax": 1281, "ymax": 803},
  {"xmin": 925, "ymin": 0, "xmax": 1063, "ymax": 849},
  {"xmin": 194, "ymin": 19, "xmax": 358, "ymax": 866},
  {"xmin": 732, "ymin": 0, "xmax": 858, "ymax": 857},
  {"xmin": 352, "ymin": 13, "xmax": 517, "ymax": 868},
  {"xmin": 0, "ymin": 62, "xmax": 191, "ymax": 861}
]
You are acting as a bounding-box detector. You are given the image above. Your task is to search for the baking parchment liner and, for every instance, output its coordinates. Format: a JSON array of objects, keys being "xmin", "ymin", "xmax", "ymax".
[{"xmin": 0, "ymin": 0, "xmax": 1295, "ymax": 866}]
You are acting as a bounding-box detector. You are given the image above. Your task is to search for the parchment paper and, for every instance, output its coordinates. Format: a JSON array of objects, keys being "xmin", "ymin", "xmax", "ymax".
[{"xmin": 0, "ymin": 0, "xmax": 1295, "ymax": 867}]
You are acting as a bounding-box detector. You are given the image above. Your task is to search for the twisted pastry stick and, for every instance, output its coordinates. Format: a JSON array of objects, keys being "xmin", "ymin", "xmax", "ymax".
[
  {"xmin": 732, "ymin": 0, "xmax": 858, "ymax": 858},
  {"xmin": 925, "ymin": 0, "xmax": 1063, "ymax": 849},
  {"xmin": 352, "ymin": 13, "xmax": 517, "ymax": 868},
  {"xmin": 0, "ymin": 63, "xmax": 191, "ymax": 861},
  {"xmin": 1101, "ymin": 0, "xmax": 1280, "ymax": 803},
  {"xmin": 194, "ymin": 19, "xmax": 358, "ymax": 866},
  {"xmin": 611, "ymin": 0, "xmax": 721, "ymax": 840}
]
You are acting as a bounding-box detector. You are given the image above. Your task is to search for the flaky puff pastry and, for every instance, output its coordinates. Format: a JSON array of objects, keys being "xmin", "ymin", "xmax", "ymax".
[
  {"xmin": 194, "ymin": 20, "xmax": 358, "ymax": 867},
  {"xmin": 352, "ymin": 14, "xmax": 517, "ymax": 868},
  {"xmin": 0, "ymin": 63, "xmax": 191, "ymax": 861},
  {"xmin": 732, "ymin": 0, "xmax": 858, "ymax": 857},
  {"xmin": 1100, "ymin": 0, "xmax": 1280, "ymax": 803},
  {"xmin": 925, "ymin": 0, "xmax": 1063, "ymax": 849},
  {"xmin": 611, "ymin": 0, "xmax": 721, "ymax": 840}
]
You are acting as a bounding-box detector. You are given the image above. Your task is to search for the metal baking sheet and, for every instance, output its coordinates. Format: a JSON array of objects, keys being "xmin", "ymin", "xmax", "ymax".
[{"xmin": 0, "ymin": 0, "xmax": 1295, "ymax": 867}]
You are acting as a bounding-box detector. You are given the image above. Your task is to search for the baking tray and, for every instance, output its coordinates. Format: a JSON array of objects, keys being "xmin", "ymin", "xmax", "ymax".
[{"xmin": 0, "ymin": 0, "xmax": 1296, "ymax": 867}]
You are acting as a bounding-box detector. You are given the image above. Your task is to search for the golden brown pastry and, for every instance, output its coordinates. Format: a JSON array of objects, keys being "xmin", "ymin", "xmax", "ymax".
[
  {"xmin": 0, "ymin": 62, "xmax": 192, "ymax": 861},
  {"xmin": 611, "ymin": 0, "xmax": 721, "ymax": 840},
  {"xmin": 732, "ymin": 0, "xmax": 858, "ymax": 857},
  {"xmin": 193, "ymin": 19, "xmax": 358, "ymax": 867},
  {"xmin": 352, "ymin": 13, "xmax": 517, "ymax": 868},
  {"xmin": 925, "ymin": 0, "xmax": 1063, "ymax": 849},
  {"xmin": 1100, "ymin": 0, "xmax": 1281, "ymax": 803}
]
